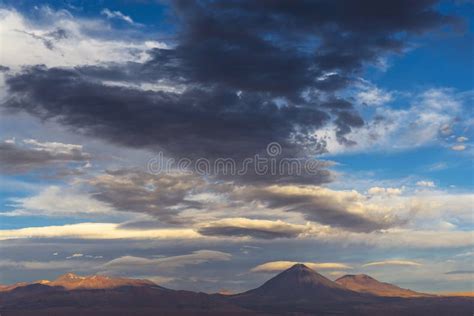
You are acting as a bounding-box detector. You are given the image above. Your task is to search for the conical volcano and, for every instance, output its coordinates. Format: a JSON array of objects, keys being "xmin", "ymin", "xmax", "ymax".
[
  {"xmin": 248, "ymin": 263, "xmax": 351, "ymax": 298},
  {"xmin": 230, "ymin": 264, "xmax": 368, "ymax": 312}
]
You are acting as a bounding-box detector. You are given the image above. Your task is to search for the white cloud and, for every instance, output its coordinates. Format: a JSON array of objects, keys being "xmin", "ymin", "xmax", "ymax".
[
  {"xmin": 356, "ymin": 81, "xmax": 393, "ymax": 106},
  {"xmin": 0, "ymin": 8, "xmax": 166, "ymax": 69},
  {"xmin": 318, "ymin": 88, "xmax": 470, "ymax": 154},
  {"xmin": 66, "ymin": 253, "xmax": 84, "ymax": 259},
  {"xmin": 101, "ymin": 80, "xmax": 186, "ymax": 94},
  {"xmin": 23, "ymin": 139, "xmax": 86, "ymax": 156},
  {"xmin": 307, "ymin": 227, "xmax": 474, "ymax": 249},
  {"xmin": 451, "ymin": 145, "xmax": 466, "ymax": 151},
  {"xmin": 454, "ymin": 251, "xmax": 474, "ymax": 258},
  {"xmin": 101, "ymin": 9, "xmax": 136, "ymax": 25},
  {"xmin": 367, "ymin": 186, "xmax": 403, "ymax": 196},
  {"xmin": 363, "ymin": 260, "xmax": 422, "ymax": 267},
  {"xmin": 102, "ymin": 250, "xmax": 231, "ymax": 272},
  {"xmin": 416, "ymin": 181, "xmax": 435, "ymax": 188},
  {"xmin": 456, "ymin": 136, "xmax": 469, "ymax": 142},
  {"xmin": 0, "ymin": 222, "xmax": 200, "ymax": 240},
  {"xmin": 427, "ymin": 162, "xmax": 448, "ymax": 171},
  {"xmin": 0, "ymin": 250, "xmax": 230, "ymax": 276},
  {"xmin": 0, "ymin": 259, "xmax": 91, "ymax": 270},
  {"xmin": 5, "ymin": 186, "xmax": 116, "ymax": 217},
  {"xmin": 251, "ymin": 261, "xmax": 352, "ymax": 273}
]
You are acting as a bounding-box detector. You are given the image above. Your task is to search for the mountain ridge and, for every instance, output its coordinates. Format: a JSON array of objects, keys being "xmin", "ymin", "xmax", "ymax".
[
  {"xmin": 50, "ymin": 272, "xmax": 158, "ymax": 290},
  {"xmin": 335, "ymin": 273, "xmax": 430, "ymax": 297},
  {"xmin": 0, "ymin": 264, "xmax": 472, "ymax": 315},
  {"xmin": 0, "ymin": 272, "xmax": 159, "ymax": 292}
]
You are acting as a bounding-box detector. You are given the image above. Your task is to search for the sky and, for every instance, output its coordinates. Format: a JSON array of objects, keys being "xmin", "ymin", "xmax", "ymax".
[{"xmin": 0, "ymin": 0, "xmax": 472, "ymax": 294}]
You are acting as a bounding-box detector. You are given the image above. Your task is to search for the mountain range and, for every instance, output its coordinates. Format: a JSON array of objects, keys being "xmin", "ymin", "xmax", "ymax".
[
  {"xmin": 335, "ymin": 273, "xmax": 430, "ymax": 297},
  {"xmin": 0, "ymin": 264, "xmax": 472, "ymax": 315}
]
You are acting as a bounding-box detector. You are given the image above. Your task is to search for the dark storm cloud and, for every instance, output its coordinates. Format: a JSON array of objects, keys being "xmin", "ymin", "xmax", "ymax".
[
  {"xmin": 2, "ymin": 0, "xmax": 458, "ymax": 164},
  {"xmin": 0, "ymin": 139, "xmax": 90, "ymax": 173},
  {"xmin": 165, "ymin": 0, "xmax": 457, "ymax": 95},
  {"xmin": 4, "ymin": 66, "xmax": 331, "ymax": 160}
]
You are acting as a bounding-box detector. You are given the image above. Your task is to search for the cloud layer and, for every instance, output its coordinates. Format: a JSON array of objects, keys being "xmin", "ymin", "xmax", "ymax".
[
  {"xmin": 1, "ymin": 1, "xmax": 458, "ymax": 161},
  {"xmin": 251, "ymin": 261, "xmax": 352, "ymax": 273},
  {"xmin": 0, "ymin": 138, "xmax": 89, "ymax": 173}
]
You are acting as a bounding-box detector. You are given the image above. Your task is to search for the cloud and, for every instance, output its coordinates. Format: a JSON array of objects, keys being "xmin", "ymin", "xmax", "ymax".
[
  {"xmin": 1, "ymin": 1, "xmax": 458, "ymax": 162},
  {"xmin": 299, "ymin": 224, "xmax": 474, "ymax": 249},
  {"xmin": 4, "ymin": 186, "xmax": 116, "ymax": 217},
  {"xmin": 0, "ymin": 222, "xmax": 200, "ymax": 240},
  {"xmin": 362, "ymin": 260, "xmax": 422, "ymax": 267},
  {"xmin": 227, "ymin": 185, "xmax": 473, "ymax": 235},
  {"xmin": 2, "ymin": 65, "xmax": 332, "ymax": 162},
  {"xmin": 66, "ymin": 253, "xmax": 84, "ymax": 259},
  {"xmin": 4, "ymin": 178, "xmax": 471, "ymax": 245},
  {"xmin": 451, "ymin": 145, "xmax": 466, "ymax": 151},
  {"xmin": 198, "ymin": 218, "xmax": 309, "ymax": 239},
  {"xmin": 0, "ymin": 220, "xmax": 471, "ymax": 250},
  {"xmin": 370, "ymin": 230, "xmax": 473, "ymax": 249},
  {"xmin": 427, "ymin": 162, "xmax": 448, "ymax": 171},
  {"xmin": 319, "ymin": 88, "xmax": 472, "ymax": 154},
  {"xmin": 356, "ymin": 81, "xmax": 393, "ymax": 106},
  {"xmin": 444, "ymin": 270, "xmax": 474, "ymax": 275},
  {"xmin": 367, "ymin": 186, "xmax": 403, "ymax": 196},
  {"xmin": 233, "ymin": 185, "xmax": 404, "ymax": 232},
  {"xmin": 0, "ymin": 8, "xmax": 165, "ymax": 69},
  {"xmin": 0, "ymin": 138, "xmax": 90, "ymax": 173},
  {"xmin": 0, "ymin": 250, "xmax": 230, "ymax": 278},
  {"xmin": 251, "ymin": 261, "xmax": 352, "ymax": 273},
  {"xmin": 0, "ymin": 259, "xmax": 93, "ymax": 270},
  {"xmin": 416, "ymin": 181, "xmax": 435, "ymax": 188},
  {"xmin": 101, "ymin": 9, "xmax": 136, "ymax": 25},
  {"xmin": 102, "ymin": 250, "xmax": 231, "ymax": 272},
  {"xmin": 165, "ymin": 0, "xmax": 456, "ymax": 97},
  {"xmin": 456, "ymin": 136, "xmax": 469, "ymax": 142},
  {"xmin": 86, "ymin": 169, "xmax": 205, "ymax": 223},
  {"xmin": 404, "ymin": 192, "xmax": 474, "ymax": 228},
  {"xmin": 454, "ymin": 251, "xmax": 474, "ymax": 258}
]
